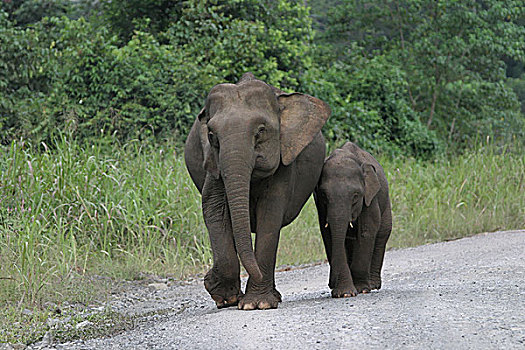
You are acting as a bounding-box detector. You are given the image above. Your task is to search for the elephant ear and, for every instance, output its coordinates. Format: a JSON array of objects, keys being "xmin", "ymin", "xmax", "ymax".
[
  {"xmin": 362, "ymin": 163, "xmax": 380, "ymax": 207},
  {"xmin": 198, "ymin": 108, "xmax": 220, "ymax": 179},
  {"xmin": 278, "ymin": 93, "xmax": 331, "ymax": 166}
]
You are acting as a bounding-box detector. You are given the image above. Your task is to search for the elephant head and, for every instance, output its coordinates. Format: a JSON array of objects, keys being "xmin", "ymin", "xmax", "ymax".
[
  {"xmin": 317, "ymin": 151, "xmax": 381, "ymax": 237},
  {"xmin": 198, "ymin": 73, "xmax": 330, "ymax": 281}
]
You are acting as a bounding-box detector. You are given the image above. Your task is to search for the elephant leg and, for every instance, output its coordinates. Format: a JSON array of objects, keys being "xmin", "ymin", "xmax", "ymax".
[
  {"xmin": 322, "ymin": 227, "xmax": 333, "ymax": 283},
  {"xmin": 350, "ymin": 235, "xmax": 375, "ymax": 294},
  {"xmin": 202, "ymin": 176, "xmax": 242, "ymax": 308},
  {"xmin": 351, "ymin": 200, "xmax": 381, "ymax": 294},
  {"xmin": 344, "ymin": 236, "xmax": 354, "ymax": 271},
  {"xmin": 314, "ymin": 194, "xmax": 333, "ymax": 266},
  {"xmin": 369, "ymin": 205, "xmax": 392, "ymax": 290},
  {"xmin": 330, "ymin": 226, "xmax": 358, "ymax": 298},
  {"xmin": 238, "ymin": 192, "xmax": 285, "ymax": 310}
]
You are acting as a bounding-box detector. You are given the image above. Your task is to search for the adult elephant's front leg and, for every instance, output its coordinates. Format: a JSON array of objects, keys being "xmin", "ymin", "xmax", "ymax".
[
  {"xmin": 238, "ymin": 199, "xmax": 284, "ymax": 310},
  {"xmin": 202, "ymin": 175, "xmax": 242, "ymax": 308}
]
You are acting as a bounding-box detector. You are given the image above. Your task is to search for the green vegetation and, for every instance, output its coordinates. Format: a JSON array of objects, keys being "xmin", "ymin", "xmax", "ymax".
[
  {"xmin": 387, "ymin": 140, "xmax": 525, "ymax": 247},
  {"xmin": 0, "ymin": 1, "xmax": 313, "ymax": 146},
  {"xmin": 2, "ymin": 0, "xmax": 523, "ymax": 155},
  {"xmin": 318, "ymin": 0, "xmax": 525, "ymax": 149},
  {"xmin": 1, "ymin": 139, "xmax": 523, "ymax": 326},
  {"xmin": 1, "ymin": 0, "xmax": 524, "ymax": 344},
  {"xmin": 281, "ymin": 140, "xmax": 525, "ymax": 261}
]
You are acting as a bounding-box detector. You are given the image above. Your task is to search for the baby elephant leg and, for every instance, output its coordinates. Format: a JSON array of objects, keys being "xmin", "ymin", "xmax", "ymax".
[
  {"xmin": 329, "ymin": 222, "xmax": 358, "ymax": 298},
  {"xmin": 350, "ymin": 201, "xmax": 381, "ymax": 293},
  {"xmin": 369, "ymin": 206, "xmax": 392, "ymax": 290},
  {"xmin": 350, "ymin": 235, "xmax": 375, "ymax": 293}
]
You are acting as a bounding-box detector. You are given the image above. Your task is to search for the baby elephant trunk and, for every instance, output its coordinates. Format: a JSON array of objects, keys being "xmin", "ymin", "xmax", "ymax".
[{"xmin": 327, "ymin": 209, "xmax": 352, "ymax": 259}]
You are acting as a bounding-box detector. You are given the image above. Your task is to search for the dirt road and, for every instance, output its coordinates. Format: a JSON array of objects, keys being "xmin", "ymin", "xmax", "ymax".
[{"xmin": 56, "ymin": 230, "xmax": 524, "ymax": 349}]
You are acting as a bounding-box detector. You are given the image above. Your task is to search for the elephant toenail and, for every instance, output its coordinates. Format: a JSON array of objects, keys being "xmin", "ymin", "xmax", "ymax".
[
  {"xmin": 258, "ymin": 301, "xmax": 271, "ymax": 309},
  {"xmin": 239, "ymin": 302, "xmax": 256, "ymax": 310}
]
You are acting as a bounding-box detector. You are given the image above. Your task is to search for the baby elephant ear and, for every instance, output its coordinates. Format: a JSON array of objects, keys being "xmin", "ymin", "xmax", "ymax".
[
  {"xmin": 362, "ymin": 163, "xmax": 380, "ymax": 207},
  {"xmin": 279, "ymin": 93, "xmax": 331, "ymax": 166}
]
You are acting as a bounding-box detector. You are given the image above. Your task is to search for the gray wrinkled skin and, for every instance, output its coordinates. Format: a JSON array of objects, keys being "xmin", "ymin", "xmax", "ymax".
[{"xmin": 54, "ymin": 230, "xmax": 524, "ymax": 350}]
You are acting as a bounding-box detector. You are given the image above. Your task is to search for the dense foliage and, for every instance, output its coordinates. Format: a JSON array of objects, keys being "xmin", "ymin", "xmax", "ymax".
[
  {"xmin": 1, "ymin": 0, "xmax": 524, "ymax": 157},
  {"xmin": 1, "ymin": 0, "xmax": 314, "ymax": 146},
  {"xmin": 320, "ymin": 0, "xmax": 525, "ymax": 148}
]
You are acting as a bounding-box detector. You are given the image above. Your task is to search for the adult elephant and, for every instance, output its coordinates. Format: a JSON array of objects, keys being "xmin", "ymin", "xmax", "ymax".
[{"xmin": 184, "ymin": 73, "xmax": 330, "ymax": 310}]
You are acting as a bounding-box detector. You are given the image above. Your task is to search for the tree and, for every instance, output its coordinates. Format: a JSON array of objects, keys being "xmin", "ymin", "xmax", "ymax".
[
  {"xmin": 100, "ymin": 0, "xmax": 183, "ymax": 42},
  {"xmin": 164, "ymin": 0, "xmax": 313, "ymax": 90},
  {"xmin": 0, "ymin": 9, "xmax": 57, "ymax": 144},
  {"xmin": 301, "ymin": 47, "xmax": 441, "ymax": 158},
  {"xmin": 0, "ymin": 1, "xmax": 317, "ymax": 146},
  {"xmin": 323, "ymin": 0, "xmax": 525, "ymax": 146}
]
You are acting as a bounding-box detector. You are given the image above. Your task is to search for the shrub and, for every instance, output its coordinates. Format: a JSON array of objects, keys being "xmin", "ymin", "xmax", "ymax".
[
  {"xmin": 0, "ymin": 10, "xmax": 56, "ymax": 145},
  {"xmin": 1, "ymin": 1, "xmax": 315, "ymax": 147},
  {"xmin": 301, "ymin": 50, "xmax": 441, "ymax": 158}
]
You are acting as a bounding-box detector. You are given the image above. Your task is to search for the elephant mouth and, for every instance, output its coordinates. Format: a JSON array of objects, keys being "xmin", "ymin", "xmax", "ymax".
[
  {"xmin": 347, "ymin": 220, "xmax": 359, "ymax": 239},
  {"xmin": 252, "ymin": 158, "xmax": 279, "ymax": 179}
]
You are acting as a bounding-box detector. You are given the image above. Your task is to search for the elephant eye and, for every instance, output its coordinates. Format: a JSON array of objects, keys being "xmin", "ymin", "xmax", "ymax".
[
  {"xmin": 255, "ymin": 125, "xmax": 266, "ymax": 141},
  {"xmin": 208, "ymin": 131, "xmax": 219, "ymax": 148}
]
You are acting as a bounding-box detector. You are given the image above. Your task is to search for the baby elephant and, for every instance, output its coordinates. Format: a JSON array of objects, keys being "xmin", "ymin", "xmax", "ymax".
[{"xmin": 314, "ymin": 142, "xmax": 392, "ymax": 297}]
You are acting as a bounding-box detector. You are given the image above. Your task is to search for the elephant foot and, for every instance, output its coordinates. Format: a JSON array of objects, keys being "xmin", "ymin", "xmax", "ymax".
[
  {"xmin": 212, "ymin": 292, "xmax": 243, "ymax": 308},
  {"xmin": 354, "ymin": 281, "xmax": 371, "ymax": 294},
  {"xmin": 238, "ymin": 290, "xmax": 281, "ymax": 310},
  {"xmin": 272, "ymin": 287, "xmax": 282, "ymax": 302},
  {"xmin": 369, "ymin": 276, "xmax": 382, "ymax": 291},
  {"xmin": 329, "ymin": 268, "xmax": 356, "ymax": 297},
  {"xmin": 204, "ymin": 270, "xmax": 242, "ymax": 309},
  {"xmin": 328, "ymin": 275, "xmax": 335, "ymax": 290},
  {"xmin": 331, "ymin": 284, "xmax": 358, "ymax": 298}
]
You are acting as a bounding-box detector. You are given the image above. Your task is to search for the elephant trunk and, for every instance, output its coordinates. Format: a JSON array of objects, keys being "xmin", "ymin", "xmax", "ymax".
[
  {"xmin": 328, "ymin": 215, "xmax": 351, "ymax": 241},
  {"xmin": 327, "ymin": 205, "xmax": 352, "ymax": 262},
  {"xmin": 327, "ymin": 201, "xmax": 352, "ymax": 232},
  {"xmin": 220, "ymin": 145, "xmax": 263, "ymax": 282}
]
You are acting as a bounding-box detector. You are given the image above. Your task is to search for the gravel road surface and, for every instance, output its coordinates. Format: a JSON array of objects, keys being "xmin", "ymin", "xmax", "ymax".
[{"xmin": 56, "ymin": 230, "xmax": 524, "ymax": 349}]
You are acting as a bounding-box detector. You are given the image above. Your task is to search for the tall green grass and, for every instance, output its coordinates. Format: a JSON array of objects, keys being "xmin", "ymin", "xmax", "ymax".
[
  {"xmin": 281, "ymin": 141, "xmax": 525, "ymax": 265},
  {"xmin": 1, "ymin": 137, "xmax": 524, "ymax": 315},
  {"xmin": 0, "ymin": 137, "xmax": 211, "ymax": 310},
  {"xmin": 386, "ymin": 142, "xmax": 525, "ymax": 247}
]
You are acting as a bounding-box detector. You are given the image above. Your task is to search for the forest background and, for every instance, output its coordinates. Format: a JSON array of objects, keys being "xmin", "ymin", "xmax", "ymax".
[{"xmin": 1, "ymin": 0, "xmax": 524, "ymax": 344}]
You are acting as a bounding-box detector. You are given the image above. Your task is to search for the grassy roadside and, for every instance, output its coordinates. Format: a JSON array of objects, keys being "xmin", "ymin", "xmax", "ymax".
[
  {"xmin": 279, "ymin": 140, "xmax": 525, "ymax": 264},
  {"xmin": 1, "ymin": 138, "xmax": 524, "ymax": 344},
  {"xmin": 386, "ymin": 144, "xmax": 525, "ymax": 248}
]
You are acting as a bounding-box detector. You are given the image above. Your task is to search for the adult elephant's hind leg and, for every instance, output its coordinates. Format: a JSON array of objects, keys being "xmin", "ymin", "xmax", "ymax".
[{"xmin": 202, "ymin": 176, "xmax": 242, "ymax": 308}]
